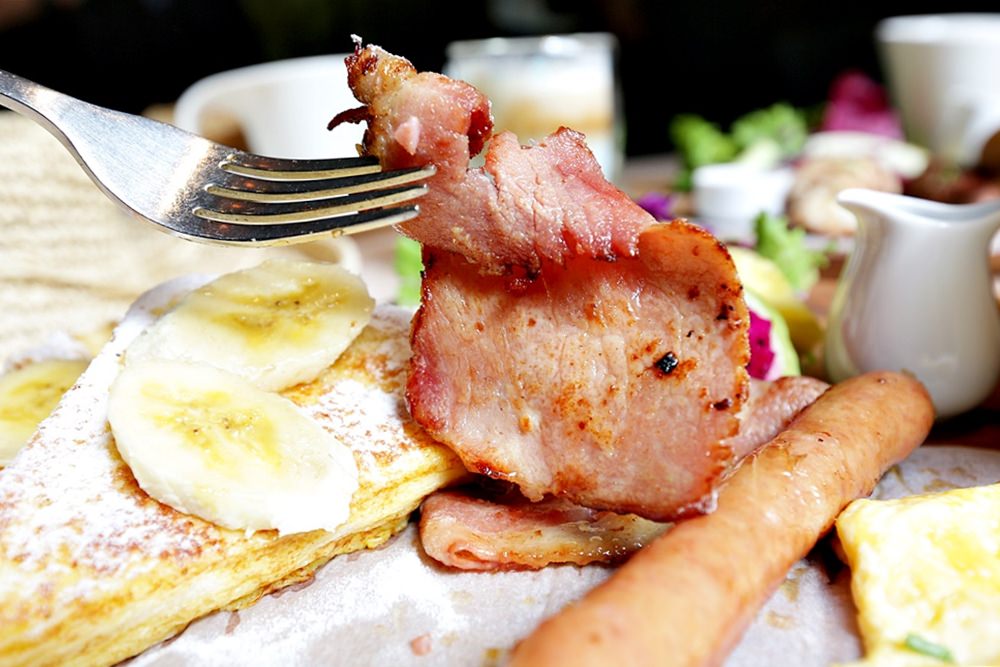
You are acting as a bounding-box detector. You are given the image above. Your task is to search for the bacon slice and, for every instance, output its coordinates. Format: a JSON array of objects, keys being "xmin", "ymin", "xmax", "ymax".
[
  {"xmin": 337, "ymin": 45, "xmax": 650, "ymax": 274},
  {"xmin": 419, "ymin": 490, "xmax": 668, "ymax": 571},
  {"xmin": 341, "ymin": 44, "xmax": 751, "ymax": 521},
  {"xmin": 724, "ymin": 376, "xmax": 829, "ymax": 460},
  {"xmin": 419, "ymin": 376, "xmax": 826, "ymax": 571},
  {"xmin": 409, "ymin": 226, "xmax": 749, "ymax": 520}
]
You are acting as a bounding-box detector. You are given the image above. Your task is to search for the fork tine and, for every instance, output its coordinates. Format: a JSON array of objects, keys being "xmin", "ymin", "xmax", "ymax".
[
  {"xmin": 2, "ymin": 67, "xmax": 434, "ymax": 248},
  {"xmin": 207, "ymin": 165, "xmax": 436, "ymax": 203},
  {"xmin": 195, "ymin": 184, "xmax": 427, "ymax": 225},
  {"xmin": 221, "ymin": 153, "xmax": 382, "ymax": 181},
  {"xmin": 182, "ymin": 206, "xmax": 421, "ymax": 246}
]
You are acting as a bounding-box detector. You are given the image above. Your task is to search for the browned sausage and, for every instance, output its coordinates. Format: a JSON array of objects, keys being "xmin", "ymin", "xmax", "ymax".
[{"xmin": 508, "ymin": 371, "xmax": 934, "ymax": 667}]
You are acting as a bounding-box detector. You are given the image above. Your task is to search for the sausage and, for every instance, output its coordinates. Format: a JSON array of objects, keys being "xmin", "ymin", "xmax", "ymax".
[{"xmin": 508, "ymin": 371, "xmax": 934, "ymax": 667}]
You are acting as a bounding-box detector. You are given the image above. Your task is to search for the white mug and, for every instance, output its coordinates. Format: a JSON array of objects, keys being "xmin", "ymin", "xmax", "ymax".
[{"xmin": 878, "ymin": 14, "xmax": 1000, "ymax": 165}]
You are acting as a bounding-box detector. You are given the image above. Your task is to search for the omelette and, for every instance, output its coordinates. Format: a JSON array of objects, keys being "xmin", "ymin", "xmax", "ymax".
[{"xmin": 837, "ymin": 483, "xmax": 1000, "ymax": 666}]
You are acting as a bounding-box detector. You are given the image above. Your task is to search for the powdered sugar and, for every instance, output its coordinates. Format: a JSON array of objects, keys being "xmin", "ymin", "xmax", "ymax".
[
  {"xmin": 124, "ymin": 447, "xmax": 1000, "ymax": 667},
  {"xmin": 1, "ymin": 330, "xmax": 91, "ymax": 373},
  {"xmin": 0, "ymin": 275, "xmax": 442, "ymax": 639},
  {"xmin": 306, "ymin": 377, "xmax": 408, "ymax": 474},
  {"xmin": 287, "ymin": 305, "xmax": 447, "ymax": 492},
  {"xmin": 0, "ymin": 279, "xmax": 229, "ymax": 635},
  {"xmin": 0, "ymin": 277, "xmax": 219, "ymax": 597},
  {"xmin": 127, "ymin": 523, "xmax": 613, "ymax": 667}
]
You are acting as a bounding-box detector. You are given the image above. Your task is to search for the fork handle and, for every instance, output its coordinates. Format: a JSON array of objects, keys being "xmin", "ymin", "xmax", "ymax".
[{"xmin": 0, "ymin": 69, "xmax": 93, "ymax": 156}]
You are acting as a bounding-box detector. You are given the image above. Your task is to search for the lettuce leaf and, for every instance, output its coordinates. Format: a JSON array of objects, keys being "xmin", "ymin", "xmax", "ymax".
[
  {"xmin": 394, "ymin": 236, "xmax": 423, "ymax": 306},
  {"xmin": 731, "ymin": 103, "xmax": 808, "ymax": 159},
  {"xmin": 754, "ymin": 212, "xmax": 828, "ymax": 293},
  {"xmin": 670, "ymin": 115, "xmax": 739, "ymax": 190},
  {"xmin": 669, "ymin": 104, "xmax": 808, "ymax": 190},
  {"xmin": 670, "ymin": 114, "xmax": 739, "ymax": 167}
]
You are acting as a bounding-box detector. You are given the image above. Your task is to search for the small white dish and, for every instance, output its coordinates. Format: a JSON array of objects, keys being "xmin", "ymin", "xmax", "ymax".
[{"xmin": 692, "ymin": 163, "xmax": 794, "ymax": 240}]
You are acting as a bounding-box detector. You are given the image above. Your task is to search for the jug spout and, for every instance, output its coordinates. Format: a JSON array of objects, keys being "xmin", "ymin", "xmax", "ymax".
[
  {"xmin": 827, "ymin": 188, "xmax": 1000, "ymax": 418},
  {"xmin": 838, "ymin": 187, "xmax": 1000, "ymax": 239}
]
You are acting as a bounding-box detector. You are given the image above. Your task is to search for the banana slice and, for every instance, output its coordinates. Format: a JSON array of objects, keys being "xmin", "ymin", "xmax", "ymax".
[
  {"xmin": 108, "ymin": 359, "xmax": 359, "ymax": 535},
  {"xmin": 125, "ymin": 259, "xmax": 374, "ymax": 391},
  {"xmin": 0, "ymin": 359, "xmax": 89, "ymax": 465}
]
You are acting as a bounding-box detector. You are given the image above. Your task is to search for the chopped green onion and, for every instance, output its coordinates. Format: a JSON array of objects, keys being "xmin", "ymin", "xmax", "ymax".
[{"xmin": 903, "ymin": 633, "xmax": 955, "ymax": 663}]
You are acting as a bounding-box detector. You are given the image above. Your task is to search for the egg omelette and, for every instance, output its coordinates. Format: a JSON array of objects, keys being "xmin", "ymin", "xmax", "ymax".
[{"xmin": 837, "ymin": 482, "xmax": 1000, "ymax": 666}]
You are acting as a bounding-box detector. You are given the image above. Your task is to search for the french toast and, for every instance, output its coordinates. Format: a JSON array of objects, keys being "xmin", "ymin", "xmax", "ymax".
[{"xmin": 0, "ymin": 274, "xmax": 467, "ymax": 666}]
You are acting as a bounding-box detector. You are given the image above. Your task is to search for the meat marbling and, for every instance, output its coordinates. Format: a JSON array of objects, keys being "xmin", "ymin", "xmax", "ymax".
[
  {"xmin": 419, "ymin": 376, "xmax": 828, "ymax": 571},
  {"xmin": 335, "ymin": 45, "xmax": 650, "ymax": 274},
  {"xmin": 419, "ymin": 490, "xmax": 669, "ymax": 571},
  {"xmin": 337, "ymin": 44, "xmax": 751, "ymax": 521}
]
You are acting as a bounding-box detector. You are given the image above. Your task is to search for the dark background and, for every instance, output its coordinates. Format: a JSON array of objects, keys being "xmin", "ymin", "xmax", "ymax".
[{"xmin": 1, "ymin": 0, "xmax": 997, "ymax": 156}]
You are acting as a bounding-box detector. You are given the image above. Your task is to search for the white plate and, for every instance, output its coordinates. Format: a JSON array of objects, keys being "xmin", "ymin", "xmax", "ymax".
[{"xmin": 126, "ymin": 445, "xmax": 1000, "ymax": 666}]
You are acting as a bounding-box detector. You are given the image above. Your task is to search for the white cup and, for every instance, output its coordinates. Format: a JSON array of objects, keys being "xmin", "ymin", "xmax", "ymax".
[
  {"xmin": 174, "ymin": 54, "xmax": 363, "ymax": 159},
  {"xmin": 444, "ymin": 33, "xmax": 624, "ymax": 181},
  {"xmin": 878, "ymin": 14, "xmax": 1000, "ymax": 165},
  {"xmin": 692, "ymin": 163, "xmax": 794, "ymax": 241}
]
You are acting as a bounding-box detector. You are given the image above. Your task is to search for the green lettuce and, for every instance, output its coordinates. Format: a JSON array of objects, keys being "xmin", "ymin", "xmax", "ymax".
[
  {"xmin": 754, "ymin": 212, "xmax": 828, "ymax": 293},
  {"xmin": 671, "ymin": 115, "xmax": 739, "ymax": 169},
  {"xmin": 394, "ymin": 236, "xmax": 423, "ymax": 306},
  {"xmin": 669, "ymin": 103, "xmax": 809, "ymax": 191},
  {"xmin": 731, "ymin": 103, "xmax": 808, "ymax": 159},
  {"xmin": 669, "ymin": 115, "xmax": 738, "ymax": 191}
]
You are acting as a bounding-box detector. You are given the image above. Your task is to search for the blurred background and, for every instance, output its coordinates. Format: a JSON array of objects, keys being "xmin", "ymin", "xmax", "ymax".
[
  {"xmin": 1, "ymin": 0, "xmax": 998, "ymax": 157},
  {"xmin": 1, "ymin": 0, "xmax": 999, "ymax": 433}
]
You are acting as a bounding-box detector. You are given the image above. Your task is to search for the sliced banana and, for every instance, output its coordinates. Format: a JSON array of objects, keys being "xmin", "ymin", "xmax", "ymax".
[
  {"xmin": 125, "ymin": 259, "xmax": 373, "ymax": 391},
  {"xmin": 0, "ymin": 359, "xmax": 89, "ymax": 465},
  {"xmin": 108, "ymin": 359, "xmax": 359, "ymax": 535}
]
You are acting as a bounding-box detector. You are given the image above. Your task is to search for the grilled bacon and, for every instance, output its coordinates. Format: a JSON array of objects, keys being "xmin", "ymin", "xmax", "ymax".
[
  {"xmin": 340, "ymin": 44, "xmax": 751, "ymax": 521},
  {"xmin": 418, "ymin": 376, "xmax": 828, "ymax": 571}
]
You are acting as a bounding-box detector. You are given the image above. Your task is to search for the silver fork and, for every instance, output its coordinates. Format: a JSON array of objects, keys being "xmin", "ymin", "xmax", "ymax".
[{"xmin": 0, "ymin": 69, "xmax": 433, "ymax": 246}]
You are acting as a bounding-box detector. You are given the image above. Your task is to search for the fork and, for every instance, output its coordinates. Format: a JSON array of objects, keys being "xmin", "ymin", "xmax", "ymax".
[{"xmin": 0, "ymin": 69, "xmax": 433, "ymax": 246}]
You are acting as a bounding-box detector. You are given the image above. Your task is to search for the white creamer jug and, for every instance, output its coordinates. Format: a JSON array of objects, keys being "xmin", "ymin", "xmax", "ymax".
[{"xmin": 826, "ymin": 188, "xmax": 1000, "ymax": 418}]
